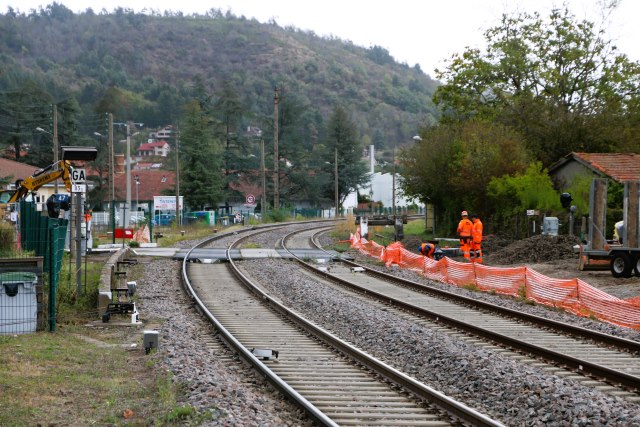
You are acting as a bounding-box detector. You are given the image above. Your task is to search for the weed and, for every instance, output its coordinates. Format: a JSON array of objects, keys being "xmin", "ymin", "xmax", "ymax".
[
  {"xmin": 462, "ymin": 283, "xmax": 481, "ymax": 292},
  {"xmin": 241, "ymin": 242, "xmax": 262, "ymax": 249}
]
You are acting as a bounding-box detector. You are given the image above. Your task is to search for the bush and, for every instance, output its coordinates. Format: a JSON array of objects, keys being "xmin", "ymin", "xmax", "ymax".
[{"xmin": 0, "ymin": 222, "xmax": 15, "ymax": 256}]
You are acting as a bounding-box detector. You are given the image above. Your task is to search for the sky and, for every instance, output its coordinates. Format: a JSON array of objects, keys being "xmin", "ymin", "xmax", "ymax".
[{"xmin": 1, "ymin": 0, "xmax": 639, "ymax": 77}]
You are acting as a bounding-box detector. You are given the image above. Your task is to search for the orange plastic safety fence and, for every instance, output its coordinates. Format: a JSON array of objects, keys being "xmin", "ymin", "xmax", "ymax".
[
  {"xmin": 475, "ymin": 264, "xmax": 525, "ymax": 296},
  {"xmin": 383, "ymin": 242, "xmax": 403, "ymax": 267},
  {"xmin": 442, "ymin": 258, "xmax": 476, "ymax": 287},
  {"xmin": 397, "ymin": 249, "xmax": 425, "ymax": 273},
  {"xmin": 423, "ymin": 257, "xmax": 449, "ymax": 282},
  {"xmin": 577, "ymin": 280, "xmax": 640, "ymax": 330},
  {"xmin": 524, "ymin": 268, "xmax": 581, "ymax": 314},
  {"xmin": 349, "ymin": 236, "xmax": 640, "ymax": 329}
]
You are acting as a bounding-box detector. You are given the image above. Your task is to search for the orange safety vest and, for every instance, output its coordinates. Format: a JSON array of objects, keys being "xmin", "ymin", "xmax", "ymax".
[
  {"xmin": 472, "ymin": 218, "xmax": 483, "ymax": 243},
  {"xmin": 420, "ymin": 243, "xmax": 435, "ymax": 258},
  {"xmin": 457, "ymin": 218, "xmax": 473, "ymax": 237}
]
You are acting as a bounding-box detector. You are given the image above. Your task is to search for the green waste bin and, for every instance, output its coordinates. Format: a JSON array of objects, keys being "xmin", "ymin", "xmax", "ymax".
[{"xmin": 0, "ymin": 272, "xmax": 38, "ymax": 334}]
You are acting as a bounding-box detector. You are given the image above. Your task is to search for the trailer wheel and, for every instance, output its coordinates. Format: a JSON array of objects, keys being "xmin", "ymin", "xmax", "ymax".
[{"xmin": 610, "ymin": 253, "xmax": 632, "ymax": 278}]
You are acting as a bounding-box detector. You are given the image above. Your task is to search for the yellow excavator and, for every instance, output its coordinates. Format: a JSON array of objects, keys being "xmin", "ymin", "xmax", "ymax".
[
  {"xmin": 6, "ymin": 146, "xmax": 97, "ymax": 218},
  {"xmin": 6, "ymin": 160, "xmax": 74, "ymax": 218}
]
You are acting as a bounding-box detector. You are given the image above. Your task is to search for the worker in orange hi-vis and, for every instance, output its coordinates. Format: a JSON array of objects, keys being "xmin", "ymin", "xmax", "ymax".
[
  {"xmin": 457, "ymin": 210, "xmax": 473, "ymax": 261},
  {"xmin": 418, "ymin": 242, "xmax": 435, "ymax": 259},
  {"xmin": 470, "ymin": 213, "xmax": 483, "ymax": 263}
]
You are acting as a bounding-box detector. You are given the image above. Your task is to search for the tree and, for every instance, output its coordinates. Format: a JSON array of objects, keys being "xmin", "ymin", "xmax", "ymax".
[
  {"xmin": 400, "ymin": 119, "xmax": 530, "ymax": 221},
  {"xmin": 179, "ymin": 100, "xmax": 224, "ymax": 210},
  {"xmin": 434, "ymin": 7, "xmax": 640, "ymax": 166},
  {"xmin": 0, "ymin": 81, "xmax": 52, "ymax": 165},
  {"xmin": 323, "ymin": 106, "xmax": 369, "ymax": 209},
  {"xmin": 487, "ymin": 162, "xmax": 561, "ymax": 220}
]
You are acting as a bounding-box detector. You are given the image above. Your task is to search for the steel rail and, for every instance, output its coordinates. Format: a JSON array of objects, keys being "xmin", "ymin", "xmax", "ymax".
[
  {"xmin": 299, "ymin": 229, "xmax": 640, "ymax": 390},
  {"xmin": 180, "ymin": 222, "xmax": 339, "ymax": 427},
  {"xmin": 277, "ymin": 228, "xmax": 505, "ymax": 426}
]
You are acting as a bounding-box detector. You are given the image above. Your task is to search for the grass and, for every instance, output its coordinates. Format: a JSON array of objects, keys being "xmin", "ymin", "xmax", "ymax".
[
  {"xmin": 0, "ymin": 331, "xmax": 182, "ymax": 426},
  {"xmin": 0, "ymin": 225, "xmax": 231, "ymax": 426}
]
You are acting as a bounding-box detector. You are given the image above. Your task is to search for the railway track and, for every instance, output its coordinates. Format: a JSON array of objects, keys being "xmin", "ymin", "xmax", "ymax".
[
  {"xmin": 277, "ymin": 226, "xmax": 640, "ymax": 400},
  {"xmin": 181, "ymin": 222, "xmax": 503, "ymax": 426}
]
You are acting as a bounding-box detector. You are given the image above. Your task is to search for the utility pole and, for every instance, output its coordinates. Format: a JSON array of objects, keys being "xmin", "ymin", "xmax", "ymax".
[
  {"xmin": 334, "ymin": 147, "xmax": 339, "ymax": 218},
  {"xmin": 52, "ymin": 104, "xmax": 59, "ymax": 193},
  {"xmin": 261, "ymin": 138, "xmax": 266, "ymax": 219},
  {"xmin": 273, "ymin": 87, "xmax": 280, "ymax": 210},
  {"xmin": 108, "ymin": 113, "xmax": 115, "ymax": 243},
  {"xmin": 125, "ymin": 121, "xmax": 132, "ymax": 227},
  {"xmin": 392, "ymin": 141, "xmax": 396, "ymax": 218},
  {"xmin": 175, "ymin": 126, "xmax": 180, "ymax": 227}
]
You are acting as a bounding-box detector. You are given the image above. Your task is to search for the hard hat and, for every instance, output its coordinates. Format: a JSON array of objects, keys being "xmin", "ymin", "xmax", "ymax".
[
  {"xmin": 461, "ymin": 210, "xmax": 468, "ymax": 216},
  {"xmin": 418, "ymin": 246, "xmax": 423, "ymax": 253}
]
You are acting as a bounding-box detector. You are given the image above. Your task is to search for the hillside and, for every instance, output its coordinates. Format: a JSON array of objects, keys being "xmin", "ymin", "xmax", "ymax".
[{"xmin": 0, "ymin": 4, "xmax": 440, "ymax": 151}]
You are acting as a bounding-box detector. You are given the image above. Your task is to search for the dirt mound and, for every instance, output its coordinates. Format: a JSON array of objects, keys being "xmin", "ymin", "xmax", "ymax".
[{"xmin": 484, "ymin": 234, "xmax": 581, "ymax": 265}]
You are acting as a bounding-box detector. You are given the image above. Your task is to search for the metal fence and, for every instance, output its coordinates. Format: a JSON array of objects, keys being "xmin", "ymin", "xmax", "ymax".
[{"xmin": 0, "ymin": 201, "xmax": 67, "ymax": 334}]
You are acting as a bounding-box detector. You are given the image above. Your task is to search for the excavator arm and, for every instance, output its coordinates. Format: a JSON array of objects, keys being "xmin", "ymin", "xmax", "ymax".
[{"xmin": 8, "ymin": 160, "xmax": 73, "ymax": 203}]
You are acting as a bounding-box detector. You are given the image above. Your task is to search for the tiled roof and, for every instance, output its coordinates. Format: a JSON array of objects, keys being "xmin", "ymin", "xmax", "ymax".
[
  {"xmin": 138, "ymin": 140, "xmax": 169, "ymax": 151},
  {"xmin": 573, "ymin": 152, "xmax": 640, "ymax": 182},
  {"xmin": 0, "ymin": 158, "xmax": 41, "ymax": 187},
  {"xmin": 112, "ymin": 170, "xmax": 176, "ymax": 202}
]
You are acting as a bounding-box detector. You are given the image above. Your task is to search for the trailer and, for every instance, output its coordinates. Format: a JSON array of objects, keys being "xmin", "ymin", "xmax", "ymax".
[{"xmin": 580, "ymin": 179, "xmax": 640, "ymax": 277}]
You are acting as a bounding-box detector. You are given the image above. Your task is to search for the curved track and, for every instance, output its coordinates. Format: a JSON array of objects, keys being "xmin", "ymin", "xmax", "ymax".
[
  {"xmin": 181, "ymin": 222, "xmax": 504, "ymax": 426},
  {"xmin": 279, "ymin": 227, "xmax": 640, "ymax": 400}
]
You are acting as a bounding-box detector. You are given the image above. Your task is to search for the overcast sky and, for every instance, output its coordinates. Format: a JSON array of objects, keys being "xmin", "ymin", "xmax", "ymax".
[{"xmin": 2, "ymin": 0, "xmax": 638, "ymax": 76}]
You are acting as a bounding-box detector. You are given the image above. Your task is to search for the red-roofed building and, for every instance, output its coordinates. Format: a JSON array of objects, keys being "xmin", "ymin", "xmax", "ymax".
[
  {"xmin": 112, "ymin": 170, "xmax": 176, "ymax": 207},
  {"xmin": 137, "ymin": 140, "xmax": 170, "ymax": 158},
  {"xmin": 549, "ymin": 152, "xmax": 640, "ymax": 189}
]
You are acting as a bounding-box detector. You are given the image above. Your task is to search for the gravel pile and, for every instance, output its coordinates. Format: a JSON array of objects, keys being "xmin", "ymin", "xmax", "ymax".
[{"xmin": 484, "ymin": 234, "xmax": 581, "ymax": 265}]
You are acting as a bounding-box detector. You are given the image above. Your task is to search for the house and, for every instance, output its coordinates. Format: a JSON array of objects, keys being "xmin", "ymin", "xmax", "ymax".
[
  {"xmin": 149, "ymin": 126, "xmax": 173, "ymax": 140},
  {"xmin": 549, "ymin": 152, "xmax": 640, "ymax": 188},
  {"xmin": 112, "ymin": 170, "xmax": 175, "ymax": 209},
  {"xmin": 137, "ymin": 140, "xmax": 170, "ymax": 158}
]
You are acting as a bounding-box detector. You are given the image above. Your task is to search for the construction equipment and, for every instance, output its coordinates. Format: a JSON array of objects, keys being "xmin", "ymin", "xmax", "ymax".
[
  {"xmin": 579, "ymin": 179, "xmax": 640, "ymax": 277},
  {"xmin": 6, "ymin": 146, "xmax": 97, "ymax": 218},
  {"xmin": 8, "ymin": 160, "xmax": 73, "ymax": 204}
]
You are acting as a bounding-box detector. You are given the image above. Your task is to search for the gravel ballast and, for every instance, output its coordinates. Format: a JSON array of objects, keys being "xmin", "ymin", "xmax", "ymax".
[{"xmin": 135, "ymin": 224, "xmax": 640, "ymax": 425}]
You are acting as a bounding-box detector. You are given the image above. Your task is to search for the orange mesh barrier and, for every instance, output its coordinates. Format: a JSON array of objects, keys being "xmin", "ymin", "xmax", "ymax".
[
  {"xmin": 576, "ymin": 281, "xmax": 640, "ymax": 330},
  {"xmin": 383, "ymin": 242, "xmax": 403, "ymax": 267},
  {"xmin": 349, "ymin": 236, "xmax": 640, "ymax": 330},
  {"xmin": 524, "ymin": 268, "xmax": 581, "ymax": 314},
  {"xmin": 475, "ymin": 264, "xmax": 525, "ymax": 296},
  {"xmin": 442, "ymin": 258, "xmax": 476, "ymax": 287},
  {"xmin": 397, "ymin": 249, "xmax": 426, "ymax": 273}
]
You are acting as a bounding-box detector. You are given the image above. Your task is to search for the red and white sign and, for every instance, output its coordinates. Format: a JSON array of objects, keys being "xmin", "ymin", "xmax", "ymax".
[{"xmin": 246, "ymin": 194, "xmax": 255, "ymax": 205}]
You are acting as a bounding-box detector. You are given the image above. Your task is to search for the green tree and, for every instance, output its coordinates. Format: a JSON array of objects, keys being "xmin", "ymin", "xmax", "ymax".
[
  {"xmin": 179, "ymin": 100, "xmax": 224, "ymax": 210},
  {"xmin": 400, "ymin": 119, "xmax": 530, "ymax": 220},
  {"xmin": 323, "ymin": 106, "xmax": 369, "ymax": 209},
  {"xmin": 434, "ymin": 7, "xmax": 640, "ymax": 165},
  {"xmin": 487, "ymin": 162, "xmax": 561, "ymax": 220},
  {"xmin": 0, "ymin": 81, "xmax": 52, "ymax": 165}
]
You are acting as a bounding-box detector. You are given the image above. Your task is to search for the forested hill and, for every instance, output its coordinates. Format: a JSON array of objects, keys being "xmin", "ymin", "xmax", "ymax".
[{"xmin": 0, "ymin": 4, "xmax": 439, "ymax": 150}]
